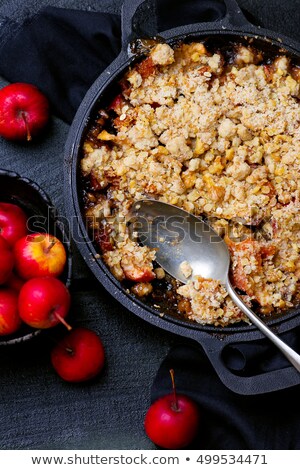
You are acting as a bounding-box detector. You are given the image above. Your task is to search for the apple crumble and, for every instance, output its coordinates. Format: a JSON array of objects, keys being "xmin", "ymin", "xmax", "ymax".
[{"xmin": 81, "ymin": 41, "xmax": 300, "ymax": 326}]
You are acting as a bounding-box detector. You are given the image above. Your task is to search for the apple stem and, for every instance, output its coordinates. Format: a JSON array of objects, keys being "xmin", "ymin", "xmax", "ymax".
[
  {"xmin": 45, "ymin": 239, "xmax": 57, "ymax": 253},
  {"xmin": 21, "ymin": 112, "xmax": 32, "ymax": 141},
  {"xmin": 170, "ymin": 368, "xmax": 179, "ymax": 412},
  {"xmin": 54, "ymin": 312, "xmax": 72, "ymax": 331},
  {"xmin": 65, "ymin": 346, "xmax": 74, "ymax": 355}
]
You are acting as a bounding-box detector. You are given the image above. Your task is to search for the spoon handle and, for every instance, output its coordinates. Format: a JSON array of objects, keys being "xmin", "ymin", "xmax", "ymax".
[{"xmin": 226, "ymin": 278, "xmax": 300, "ymax": 373}]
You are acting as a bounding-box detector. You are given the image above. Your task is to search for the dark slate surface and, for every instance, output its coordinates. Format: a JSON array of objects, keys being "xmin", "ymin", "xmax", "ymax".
[{"xmin": 0, "ymin": 0, "xmax": 299, "ymax": 450}]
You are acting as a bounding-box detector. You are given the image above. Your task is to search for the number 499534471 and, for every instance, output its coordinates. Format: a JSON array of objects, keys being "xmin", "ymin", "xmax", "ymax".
[{"xmin": 196, "ymin": 454, "xmax": 267, "ymax": 465}]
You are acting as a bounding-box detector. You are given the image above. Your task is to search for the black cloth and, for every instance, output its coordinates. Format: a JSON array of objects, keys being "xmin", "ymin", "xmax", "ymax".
[
  {"xmin": 0, "ymin": 8, "xmax": 121, "ymax": 122},
  {"xmin": 0, "ymin": 0, "xmax": 226, "ymax": 122},
  {"xmin": 1, "ymin": 0, "xmax": 300, "ymax": 450}
]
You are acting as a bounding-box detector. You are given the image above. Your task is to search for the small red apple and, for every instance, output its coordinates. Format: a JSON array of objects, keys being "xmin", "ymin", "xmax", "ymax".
[
  {"xmin": 0, "ymin": 83, "xmax": 49, "ymax": 141},
  {"xmin": 14, "ymin": 233, "xmax": 67, "ymax": 280},
  {"xmin": 144, "ymin": 369, "xmax": 200, "ymax": 449},
  {"xmin": 0, "ymin": 288, "xmax": 22, "ymax": 335},
  {"xmin": 0, "ymin": 202, "xmax": 28, "ymax": 246},
  {"xmin": 0, "ymin": 235, "xmax": 14, "ymax": 284},
  {"xmin": 51, "ymin": 327, "xmax": 105, "ymax": 382},
  {"xmin": 18, "ymin": 277, "xmax": 71, "ymax": 329}
]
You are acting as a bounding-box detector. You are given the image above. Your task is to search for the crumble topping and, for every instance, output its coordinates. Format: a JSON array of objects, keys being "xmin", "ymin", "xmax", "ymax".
[{"xmin": 81, "ymin": 41, "xmax": 300, "ymax": 326}]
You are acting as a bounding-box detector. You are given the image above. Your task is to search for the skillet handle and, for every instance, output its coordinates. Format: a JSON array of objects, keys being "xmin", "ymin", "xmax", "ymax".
[
  {"xmin": 121, "ymin": 0, "xmax": 253, "ymax": 54},
  {"xmin": 198, "ymin": 334, "xmax": 300, "ymax": 395},
  {"xmin": 221, "ymin": 0, "xmax": 251, "ymax": 28},
  {"xmin": 121, "ymin": 0, "xmax": 152, "ymax": 52}
]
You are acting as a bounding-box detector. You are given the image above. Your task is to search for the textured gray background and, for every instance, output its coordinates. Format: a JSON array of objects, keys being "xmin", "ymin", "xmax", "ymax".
[{"xmin": 0, "ymin": 0, "xmax": 299, "ymax": 450}]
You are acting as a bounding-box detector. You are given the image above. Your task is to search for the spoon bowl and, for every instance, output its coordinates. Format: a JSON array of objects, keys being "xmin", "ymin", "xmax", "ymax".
[
  {"xmin": 131, "ymin": 199, "xmax": 230, "ymax": 284},
  {"xmin": 131, "ymin": 199, "xmax": 300, "ymax": 373}
]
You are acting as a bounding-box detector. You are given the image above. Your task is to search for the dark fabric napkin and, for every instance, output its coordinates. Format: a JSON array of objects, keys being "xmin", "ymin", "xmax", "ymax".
[
  {"xmin": 0, "ymin": 8, "xmax": 121, "ymax": 122},
  {"xmin": 1, "ymin": 0, "xmax": 300, "ymax": 450}
]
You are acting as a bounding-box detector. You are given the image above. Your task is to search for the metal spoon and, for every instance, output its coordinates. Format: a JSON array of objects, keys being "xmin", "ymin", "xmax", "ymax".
[{"xmin": 131, "ymin": 199, "xmax": 300, "ymax": 373}]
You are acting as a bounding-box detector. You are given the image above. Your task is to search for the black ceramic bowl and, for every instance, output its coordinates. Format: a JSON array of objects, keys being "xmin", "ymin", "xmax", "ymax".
[{"xmin": 0, "ymin": 169, "xmax": 72, "ymax": 346}]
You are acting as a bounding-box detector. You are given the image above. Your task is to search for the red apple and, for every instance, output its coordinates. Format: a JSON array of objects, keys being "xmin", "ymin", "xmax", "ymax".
[
  {"xmin": 14, "ymin": 233, "xmax": 67, "ymax": 280},
  {"xmin": 0, "ymin": 235, "xmax": 14, "ymax": 284},
  {"xmin": 0, "ymin": 288, "xmax": 22, "ymax": 335},
  {"xmin": 144, "ymin": 370, "xmax": 200, "ymax": 449},
  {"xmin": 0, "ymin": 202, "xmax": 28, "ymax": 246},
  {"xmin": 0, "ymin": 83, "xmax": 49, "ymax": 141},
  {"xmin": 51, "ymin": 327, "xmax": 105, "ymax": 382},
  {"xmin": 18, "ymin": 277, "xmax": 71, "ymax": 329}
]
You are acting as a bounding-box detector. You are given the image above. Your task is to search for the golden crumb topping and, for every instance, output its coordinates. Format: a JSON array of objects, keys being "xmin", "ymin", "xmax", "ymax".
[{"xmin": 81, "ymin": 41, "xmax": 300, "ymax": 326}]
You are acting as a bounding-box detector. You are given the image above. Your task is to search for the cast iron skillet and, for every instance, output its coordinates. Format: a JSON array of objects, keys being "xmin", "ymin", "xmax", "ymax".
[{"xmin": 65, "ymin": 0, "xmax": 300, "ymax": 394}]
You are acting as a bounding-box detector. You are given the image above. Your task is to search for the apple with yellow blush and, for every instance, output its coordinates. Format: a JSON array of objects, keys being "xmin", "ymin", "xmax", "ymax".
[{"xmin": 14, "ymin": 233, "xmax": 66, "ymax": 280}]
